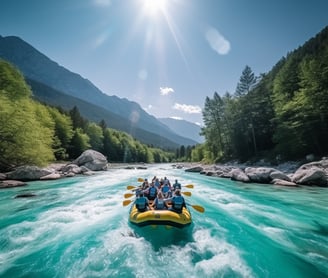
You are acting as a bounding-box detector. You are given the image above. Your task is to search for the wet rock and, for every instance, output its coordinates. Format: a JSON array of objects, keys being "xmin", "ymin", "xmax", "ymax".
[
  {"xmin": 271, "ymin": 179, "xmax": 298, "ymax": 187},
  {"xmin": 0, "ymin": 180, "xmax": 27, "ymax": 188},
  {"xmin": 15, "ymin": 193, "xmax": 37, "ymax": 198},
  {"xmin": 185, "ymin": 166, "xmax": 203, "ymax": 173}
]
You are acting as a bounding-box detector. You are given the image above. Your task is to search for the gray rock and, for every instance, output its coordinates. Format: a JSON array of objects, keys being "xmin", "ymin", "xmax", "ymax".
[
  {"xmin": 0, "ymin": 180, "xmax": 27, "ymax": 188},
  {"xmin": 292, "ymin": 166, "xmax": 327, "ymax": 186},
  {"xmin": 271, "ymin": 179, "xmax": 298, "ymax": 187},
  {"xmin": 6, "ymin": 166, "xmax": 52, "ymax": 181},
  {"xmin": 73, "ymin": 150, "xmax": 108, "ymax": 171},
  {"xmin": 40, "ymin": 173, "xmax": 62, "ymax": 180},
  {"xmin": 231, "ymin": 168, "xmax": 250, "ymax": 183},
  {"xmin": 269, "ymin": 171, "xmax": 291, "ymax": 182},
  {"xmin": 185, "ymin": 166, "xmax": 203, "ymax": 173},
  {"xmin": 62, "ymin": 164, "xmax": 82, "ymax": 174},
  {"xmin": 245, "ymin": 167, "xmax": 277, "ymax": 183}
]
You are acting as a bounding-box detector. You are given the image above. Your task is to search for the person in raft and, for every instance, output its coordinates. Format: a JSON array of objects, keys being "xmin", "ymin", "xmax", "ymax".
[
  {"xmin": 169, "ymin": 189, "xmax": 186, "ymax": 213},
  {"xmin": 151, "ymin": 191, "xmax": 168, "ymax": 210},
  {"xmin": 146, "ymin": 182, "xmax": 158, "ymax": 201},
  {"xmin": 135, "ymin": 191, "xmax": 150, "ymax": 212},
  {"xmin": 172, "ymin": 179, "xmax": 181, "ymax": 193}
]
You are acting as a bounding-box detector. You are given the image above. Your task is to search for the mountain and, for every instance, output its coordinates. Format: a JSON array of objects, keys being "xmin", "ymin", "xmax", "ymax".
[
  {"xmin": 0, "ymin": 35, "xmax": 197, "ymax": 149},
  {"xmin": 159, "ymin": 118, "xmax": 204, "ymax": 144}
]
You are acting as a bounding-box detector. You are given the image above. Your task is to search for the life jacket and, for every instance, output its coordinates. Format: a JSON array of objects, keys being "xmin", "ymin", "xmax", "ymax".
[
  {"xmin": 173, "ymin": 183, "xmax": 181, "ymax": 190},
  {"xmin": 155, "ymin": 198, "xmax": 165, "ymax": 209},
  {"xmin": 172, "ymin": 196, "xmax": 184, "ymax": 211},
  {"xmin": 135, "ymin": 197, "xmax": 147, "ymax": 211},
  {"xmin": 149, "ymin": 187, "xmax": 157, "ymax": 198},
  {"xmin": 162, "ymin": 185, "xmax": 170, "ymax": 193}
]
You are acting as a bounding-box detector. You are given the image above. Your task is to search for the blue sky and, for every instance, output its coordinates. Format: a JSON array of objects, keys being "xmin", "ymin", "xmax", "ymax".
[{"xmin": 1, "ymin": 0, "xmax": 328, "ymax": 125}]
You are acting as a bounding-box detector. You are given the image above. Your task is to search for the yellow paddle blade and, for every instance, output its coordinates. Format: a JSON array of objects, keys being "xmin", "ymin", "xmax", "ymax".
[
  {"xmin": 184, "ymin": 184, "xmax": 194, "ymax": 189},
  {"xmin": 182, "ymin": 191, "xmax": 192, "ymax": 197},
  {"xmin": 137, "ymin": 178, "xmax": 144, "ymax": 182},
  {"xmin": 191, "ymin": 205, "xmax": 205, "ymax": 213},
  {"xmin": 124, "ymin": 193, "xmax": 134, "ymax": 199},
  {"xmin": 123, "ymin": 199, "xmax": 133, "ymax": 206},
  {"xmin": 127, "ymin": 185, "xmax": 136, "ymax": 190}
]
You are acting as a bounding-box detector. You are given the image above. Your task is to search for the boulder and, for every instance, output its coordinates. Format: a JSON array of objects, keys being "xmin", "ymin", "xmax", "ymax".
[
  {"xmin": 62, "ymin": 164, "xmax": 82, "ymax": 174},
  {"xmin": 40, "ymin": 173, "xmax": 62, "ymax": 180},
  {"xmin": 0, "ymin": 173, "xmax": 6, "ymax": 180},
  {"xmin": 245, "ymin": 167, "xmax": 277, "ymax": 183},
  {"xmin": 269, "ymin": 171, "xmax": 291, "ymax": 182},
  {"xmin": 230, "ymin": 168, "xmax": 250, "ymax": 183},
  {"xmin": 0, "ymin": 180, "xmax": 27, "ymax": 188},
  {"xmin": 292, "ymin": 166, "xmax": 327, "ymax": 186},
  {"xmin": 6, "ymin": 166, "xmax": 52, "ymax": 181},
  {"xmin": 185, "ymin": 166, "xmax": 203, "ymax": 173},
  {"xmin": 271, "ymin": 179, "xmax": 298, "ymax": 187},
  {"xmin": 72, "ymin": 150, "xmax": 108, "ymax": 171}
]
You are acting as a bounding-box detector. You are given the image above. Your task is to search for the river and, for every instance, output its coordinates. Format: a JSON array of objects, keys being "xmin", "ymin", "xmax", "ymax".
[{"xmin": 0, "ymin": 164, "xmax": 327, "ymax": 278}]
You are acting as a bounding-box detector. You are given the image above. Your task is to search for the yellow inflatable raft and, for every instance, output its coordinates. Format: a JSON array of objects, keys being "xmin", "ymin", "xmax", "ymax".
[{"xmin": 129, "ymin": 205, "xmax": 192, "ymax": 228}]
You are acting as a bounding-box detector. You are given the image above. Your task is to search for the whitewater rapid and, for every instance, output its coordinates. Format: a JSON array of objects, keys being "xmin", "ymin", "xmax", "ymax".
[{"xmin": 0, "ymin": 164, "xmax": 327, "ymax": 277}]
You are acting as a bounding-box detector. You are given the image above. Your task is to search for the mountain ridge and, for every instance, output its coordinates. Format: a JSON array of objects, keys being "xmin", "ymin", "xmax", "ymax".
[
  {"xmin": 0, "ymin": 35, "xmax": 198, "ymax": 148},
  {"xmin": 158, "ymin": 117, "xmax": 204, "ymax": 144}
]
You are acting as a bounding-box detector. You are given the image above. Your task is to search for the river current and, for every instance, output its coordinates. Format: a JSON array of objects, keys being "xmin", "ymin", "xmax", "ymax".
[{"xmin": 0, "ymin": 164, "xmax": 327, "ymax": 278}]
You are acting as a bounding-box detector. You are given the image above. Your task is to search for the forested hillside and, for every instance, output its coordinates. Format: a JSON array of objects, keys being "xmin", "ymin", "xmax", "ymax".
[
  {"xmin": 0, "ymin": 60, "xmax": 174, "ymax": 171},
  {"xmin": 199, "ymin": 26, "xmax": 328, "ymax": 163}
]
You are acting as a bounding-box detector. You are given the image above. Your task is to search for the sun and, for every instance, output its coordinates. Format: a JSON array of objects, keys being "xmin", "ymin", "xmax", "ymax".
[{"xmin": 142, "ymin": 0, "xmax": 167, "ymax": 16}]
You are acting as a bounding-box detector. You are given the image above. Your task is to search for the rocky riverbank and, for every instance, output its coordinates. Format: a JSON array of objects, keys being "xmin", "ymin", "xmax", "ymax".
[
  {"xmin": 1, "ymin": 150, "xmax": 328, "ymax": 188},
  {"xmin": 0, "ymin": 150, "xmax": 108, "ymax": 189},
  {"xmin": 184, "ymin": 158, "xmax": 328, "ymax": 187}
]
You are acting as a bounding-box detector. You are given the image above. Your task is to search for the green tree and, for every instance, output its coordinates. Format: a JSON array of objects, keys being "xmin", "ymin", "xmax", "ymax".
[
  {"xmin": 0, "ymin": 61, "xmax": 55, "ymax": 170},
  {"xmin": 86, "ymin": 122, "xmax": 104, "ymax": 151},
  {"xmin": 68, "ymin": 128, "xmax": 90, "ymax": 158},
  {"xmin": 47, "ymin": 106, "xmax": 73, "ymax": 160},
  {"xmin": 235, "ymin": 65, "xmax": 257, "ymax": 97}
]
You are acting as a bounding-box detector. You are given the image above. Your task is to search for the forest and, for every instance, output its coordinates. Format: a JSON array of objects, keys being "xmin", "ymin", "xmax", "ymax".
[
  {"xmin": 199, "ymin": 26, "xmax": 328, "ymax": 163},
  {"xmin": 0, "ymin": 59, "xmax": 183, "ymax": 171}
]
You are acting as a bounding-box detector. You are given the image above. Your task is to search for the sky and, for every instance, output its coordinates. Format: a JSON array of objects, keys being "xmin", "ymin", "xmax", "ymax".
[{"xmin": 1, "ymin": 0, "xmax": 328, "ymax": 125}]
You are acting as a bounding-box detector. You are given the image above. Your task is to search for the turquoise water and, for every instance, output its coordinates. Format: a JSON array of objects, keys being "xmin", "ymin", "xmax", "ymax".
[{"xmin": 0, "ymin": 164, "xmax": 327, "ymax": 278}]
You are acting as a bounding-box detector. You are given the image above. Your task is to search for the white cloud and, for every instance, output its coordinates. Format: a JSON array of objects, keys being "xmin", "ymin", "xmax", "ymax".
[
  {"xmin": 160, "ymin": 87, "xmax": 174, "ymax": 96},
  {"xmin": 205, "ymin": 27, "xmax": 230, "ymax": 55},
  {"xmin": 173, "ymin": 103, "xmax": 202, "ymax": 114}
]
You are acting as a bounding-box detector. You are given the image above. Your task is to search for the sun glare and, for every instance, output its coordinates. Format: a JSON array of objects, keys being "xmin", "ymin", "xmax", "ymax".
[{"xmin": 142, "ymin": 0, "xmax": 167, "ymax": 16}]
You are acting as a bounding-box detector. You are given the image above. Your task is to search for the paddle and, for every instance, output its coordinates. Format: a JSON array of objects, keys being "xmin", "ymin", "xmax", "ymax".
[
  {"xmin": 123, "ymin": 199, "xmax": 133, "ymax": 206},
  {"xmin": 186, "ymin": 203, "xmax": 205, "ymax": 213},
  {"xmin": 124, "ymin": 193, "xmax": 134, "ymax": 198},
  {"xmin": 182, "ymin": 191, "xmax": 192, "ymax": 197},
  {"xmin": 127, "ymin": 185, "xmax": 139, "ymax": 190}
]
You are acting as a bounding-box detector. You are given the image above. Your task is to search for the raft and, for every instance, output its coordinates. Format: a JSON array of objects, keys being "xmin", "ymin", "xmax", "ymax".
[{"xmin": 129, "ymin": 204, "xmax": 192, "ymax": 228}]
